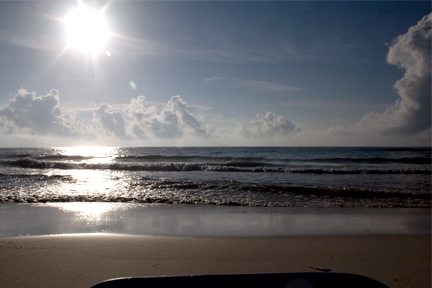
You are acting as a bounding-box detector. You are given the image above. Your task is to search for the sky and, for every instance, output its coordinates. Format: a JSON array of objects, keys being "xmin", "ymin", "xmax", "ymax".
[{"xmin": 0, "ymin": 0, "xmax": 430, "ymax": 147}]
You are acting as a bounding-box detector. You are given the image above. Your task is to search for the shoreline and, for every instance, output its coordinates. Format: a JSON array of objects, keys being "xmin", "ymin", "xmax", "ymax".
[
  {"xmin": 0, "ymin": 203, "xmax": 430, "ymax": 237},
  {"xmin": 1, "ymin": 203, "xmax": 430, "ymax": 287},
  {"xmin": 1, "ymin": 233, "xmax": 430, "ymax": 288}
]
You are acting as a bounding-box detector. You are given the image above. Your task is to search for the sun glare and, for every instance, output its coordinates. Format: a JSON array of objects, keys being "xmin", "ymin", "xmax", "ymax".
[
  {"xmin": 64, "ymin": 5, "xmax": 110, "ymax": 55},
  {"xmin": 58, "ymin": 146, "xmax": 115, "ymax": 163}
]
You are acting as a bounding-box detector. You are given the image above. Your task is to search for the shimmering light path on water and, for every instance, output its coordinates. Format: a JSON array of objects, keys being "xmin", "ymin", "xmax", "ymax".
[{"xmin": 0, "ymin": 147, "xmax": 430, "ymax": 207}]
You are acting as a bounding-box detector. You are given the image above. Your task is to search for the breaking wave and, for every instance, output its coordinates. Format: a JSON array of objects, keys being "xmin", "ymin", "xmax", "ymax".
[
  {"xmin": 1, "ymin": 177, "xmax": 430, "ymax": 207},
  {"xmin": 2, "ymin": 157, "xmax": 430, "ymax": 175}
]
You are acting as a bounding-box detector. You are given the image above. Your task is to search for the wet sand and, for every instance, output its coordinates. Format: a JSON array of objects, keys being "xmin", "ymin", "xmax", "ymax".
[
  {"xmin": 0, "ymin": 203, "xmax": 430, "ymax": 288},
  {"xmin": 1, "ymin": 203, "xmax": 430, "ymax": 237},
  {"xmin": 0, "ymin": 234, "xmax": 430, "ymax": 288}
]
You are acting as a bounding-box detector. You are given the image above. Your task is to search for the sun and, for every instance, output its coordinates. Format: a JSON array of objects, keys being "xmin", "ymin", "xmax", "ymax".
[{"xmin": 64, "ymin": 4, "xmax": 110, "ymax": 55}]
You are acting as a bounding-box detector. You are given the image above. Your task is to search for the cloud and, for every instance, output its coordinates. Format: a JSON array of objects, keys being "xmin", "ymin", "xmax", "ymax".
[
  {"xmin": 356, "ymin": 13, "xmax": 431, "ymax": 136},
  {"xmin": 0, "ymin": 88, "xmax": 91, "ymax": 138},
  {"xmin": 325, "ymin": 126, "xmax": 352, "ymax": 137},
  {"xmin": 0, "ymin": 29, "xmax": 62, "ymax": 52},
  {"xmin": 244, "ymin": 80, "xmax": 302, "ymax": 92},
  {"xmin": 240, "ymin": 112, "xmax": 300, "ymax": 138},
  {"xmin": 203, "ymin": 77, "xmax": 227, "ymax": 83},
  {"xmin": 93, "ymin": 104, "xmax": 131, "ymax": 139},
  {"xmin": 0, "ymin": 89, "xmax": 217, "ymax": 143},
  {"xmin": 204, "ymin": 77, "xmax": 302, "ymax": 93},
  {"xmin": 0, "ymin": 88, "xmax": 300, "ymax": 144},
  {"xmin": 92, "ymin": 95, "xmax": 215, "ymax": 140}
]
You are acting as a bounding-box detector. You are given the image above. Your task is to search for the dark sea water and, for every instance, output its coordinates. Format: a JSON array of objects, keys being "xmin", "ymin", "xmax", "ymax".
[{"xmin": 0, "ymin": 147, "xmax": 430, "ymax": 207}]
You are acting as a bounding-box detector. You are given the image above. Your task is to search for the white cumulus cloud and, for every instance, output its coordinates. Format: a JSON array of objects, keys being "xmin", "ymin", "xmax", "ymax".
[
  {"xmin": 356, "ymin": 13, "xmax": 431, "ymax": 136},
  {"xmin": 92, "ymin": 95, "xmax": 215, "ymax": 140},
  {"xmin": 240, "ymin": 112, "xmax": 300, "ymax": 138},
  {"xmin": 0, "ymin": 88, "xmax": 92, "ymax": 138},
  {"xmin": 93, "ymin": 104, "xmax": 131, "ymax": 140},
  {"xmin": 0, "ymin": 89, "xmax": 216, "ymax": 142},
  {"xmin": 0, "ymin": 89, "xmax": 300, "ymax": 144}
]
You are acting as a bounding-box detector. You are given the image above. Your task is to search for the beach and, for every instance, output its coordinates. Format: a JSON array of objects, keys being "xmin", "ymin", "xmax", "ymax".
[
  {"xmin": 1, "ymin": 234, "xmax": 430, "ymax": 288},
  {"xmin": 0, "ymin": 147, "xmax": 430, "ymax": 287},
  {"xmin": 0, "ymin": 203, "xmax": 430, "ymax": 288},
  {"xmin": 0, "ymin": 0, "xmax": 431, "ymax": 284}
]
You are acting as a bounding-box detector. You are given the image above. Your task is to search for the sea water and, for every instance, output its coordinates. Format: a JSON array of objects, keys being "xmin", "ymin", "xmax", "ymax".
[{"xmin": 0, "ymin": 147, "xmax": 430, "ymax": 207}]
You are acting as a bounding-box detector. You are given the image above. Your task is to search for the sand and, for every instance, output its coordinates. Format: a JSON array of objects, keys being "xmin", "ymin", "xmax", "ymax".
[
  {"xmin": 0, "ymin": 233, "xmax": 430, "ymax": 288},
  {"xmin": 1, "ymin": 203, "xmax": 431, "ymax": 237}
]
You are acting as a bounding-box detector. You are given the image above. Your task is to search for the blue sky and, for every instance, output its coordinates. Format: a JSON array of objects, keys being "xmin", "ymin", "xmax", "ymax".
[{"xmin": 0, "ymin": 1, "xmax": 430, "ymax": 147}]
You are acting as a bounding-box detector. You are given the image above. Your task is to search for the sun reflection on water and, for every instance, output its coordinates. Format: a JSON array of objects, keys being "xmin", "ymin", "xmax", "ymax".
[
  {"xmin": 65, "ymin": 169, "xmax": 119, "ymax": 194},
  {"xmin": 56, "ymin": 146, "xmax": 116, "ymax": 164},
  {"xmin": 60, "ymin": 202, "xmax": 113, "ymax": 215},
  {"xmin": 42, "ymin": 202, "xmax": 134, "ymax": 222}
]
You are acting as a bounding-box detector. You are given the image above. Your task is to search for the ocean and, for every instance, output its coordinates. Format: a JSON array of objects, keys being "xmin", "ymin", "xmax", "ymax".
[{"xmin": 0, "ymin": 147, "xmax": 430, "ymax": 208}]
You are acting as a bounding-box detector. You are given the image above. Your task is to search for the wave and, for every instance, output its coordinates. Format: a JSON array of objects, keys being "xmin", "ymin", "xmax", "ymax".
[
  {"xmin": 36, "ymin": 155, "xmax": 97, "ymax": 161},
  {"xmin": 1, "ymin": 181, "xmax": 429, "ymax": 207},
  {"xmin": 133, "ymin": 180, "xmax": 431, "ymax": 198},
  {"xmin": 298, "ymin": 157, "xmax": 431, "ymax": 165},
  {"xmin": 1, "ymin": 157, "xmax": 430, "ymax": 174},
  {"xmin": 114, "ymin": 155, "xmax": 265, "ymax": 163},
  {"xmin": 2, "ymin": 148, "xmax": 430, "ymax": 166},
  {"xmin": 0, "ymin": 153, "xmax": 99, "ymax": 162},
  {"xmin": 0, "ymin": 173, "xmax": 72, "ymax": 180},
  {"xmin": 382, "ymin": 147, "xmax": 431, "ymax": 152},
  {"xmin": 0, "ymin": 153, "xmax": 31, "ymax": 159},
  {"xmin": 33, "ymin": 155, "xmax": 432, "ymax": 165}
]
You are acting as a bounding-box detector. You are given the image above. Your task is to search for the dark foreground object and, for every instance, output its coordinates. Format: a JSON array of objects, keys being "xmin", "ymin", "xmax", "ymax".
[{"xmin": 91, "ymin": 272, "xmax": 389, "ymax": 288}]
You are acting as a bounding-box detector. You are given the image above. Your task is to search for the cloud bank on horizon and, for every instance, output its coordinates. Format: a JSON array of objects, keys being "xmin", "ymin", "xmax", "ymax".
[
  {"xmin": 0, "ymin": 88, "xmax": 300, "ymax": 145},
  {"xmin": 0, "ymin": 11, "xmax": 430, "ymax": 147}
]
